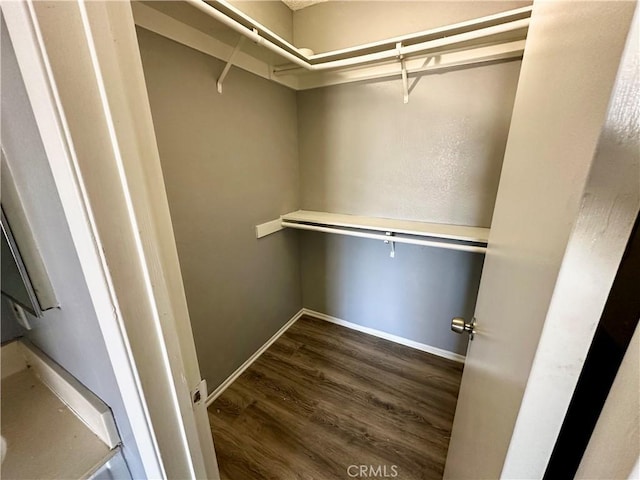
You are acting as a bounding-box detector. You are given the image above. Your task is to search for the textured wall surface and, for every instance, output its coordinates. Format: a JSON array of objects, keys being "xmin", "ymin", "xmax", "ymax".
[
  {"xmin": 298, "ymin": 61, "xmax": 521, "ymax": 226},
  {"xmin": 137, "ymin": 27, "xmax": 302, "ymax": 392},
  {"xmin": 293, "ymin": 1, "xmax": 531, "ymax": 53},
  {"xmin": 298, "ymin": 60, "xmax": 521, "ymax": 354},
  {"xmin": 301, "ymin": 233, "xmax": 484, "ymax": 355},
  {"xmin": 1, "ymin": 19, "xmax": 143, "ymax": 477}
]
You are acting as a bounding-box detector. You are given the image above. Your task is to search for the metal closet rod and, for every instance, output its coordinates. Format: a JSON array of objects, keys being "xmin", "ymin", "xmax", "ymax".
[
  {"xmin": 183, "ymin": 0, "xmax": 531, "ymax": 73},
  {"xmin": 280, "ymin": 221, "xmax": 487, "ymax": 254}
]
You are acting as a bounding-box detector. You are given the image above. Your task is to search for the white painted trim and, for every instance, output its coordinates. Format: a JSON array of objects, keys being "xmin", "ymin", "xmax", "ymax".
[
  {"xmin": 295, "ymin": 41, "xmax": 525, "ymax": 91},
  {"xmin": 206, "ymin": 309, "xmax": 305, "ymax": 406},
  {"xmin": 186, "ymin": 0, "xmax": 528, "ymax": 74},
  {"xmin": 306, "ymin": 6, "xmax": 531, "ymax": 62},
  {"xmin": 78, "ymin": 2, "xmax": 220, "ymax": 476},
  {"xmin": 282, "ymin": 210, "xmax": 489, "ymax": 243},
  {"xmin": 76, "ymin": 3, "xmax": 200, "ymax": 477},
  {"xmin": 1, "ymin": 341, "xmax": 28, "ymax": 380},
  {"xmin": 303, "ymin": 309, "xmax": 466, "ymax": 363},
  {"xmin": 280, "ymin": 210, "xmax": 488, "ymax": 253},
  {"xmin": 19, "ymin": 340, "xmax": 120, "ymax": 448},
  {"xmin": 2, "ymin": 4, "xmax": 165, "ymax": 477},
  {"xmin": 255, "ymin": 218, "xmax": 284, "ymax": 238}
]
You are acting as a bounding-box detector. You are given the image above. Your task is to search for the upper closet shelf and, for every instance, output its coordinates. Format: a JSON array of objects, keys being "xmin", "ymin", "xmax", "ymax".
[
  {"xmin": 256, "ymin": 211, "xmax": 489, "ymax": 255},
  {"xmin": 133, "ymin": 1, "xmax": 531, "ymax": 91}
]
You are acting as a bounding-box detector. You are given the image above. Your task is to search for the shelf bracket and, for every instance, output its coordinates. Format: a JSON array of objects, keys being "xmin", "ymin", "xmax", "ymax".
[
  {"xmin": 217, "ymin": 35, "xmax": 248, "ymax": 94},
  {"xmin": 384, "ymin": 231, "xmax": 396, "ymax": 258},
  {"xmin": 397, "ymin": 42, "xmax": 409, "ymax": 104}
]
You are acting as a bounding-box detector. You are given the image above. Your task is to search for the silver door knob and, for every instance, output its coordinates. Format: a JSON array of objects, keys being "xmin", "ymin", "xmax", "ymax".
[{"xmin": 451, "ymin": 317, "xmax": 476, "ymax": 340}]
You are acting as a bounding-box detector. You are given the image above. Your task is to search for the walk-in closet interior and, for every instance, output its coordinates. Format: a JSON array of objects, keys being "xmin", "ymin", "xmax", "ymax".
[
  {"xmin": 132, "ymin": 1, "xmax": 526, "ymax": 477},
  {"xmin": 134, "ymin": 0, "xmax": 524, "ymax": 381},
  {"xmin": 2, "ymin": 0, "xmax": 638, "ymax": 478}
]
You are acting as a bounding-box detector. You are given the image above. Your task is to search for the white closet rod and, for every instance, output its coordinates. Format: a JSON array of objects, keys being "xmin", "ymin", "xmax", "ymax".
[
  {"xmin": 183, "ymin": 0, "xmax": 530, "ymax": 73},
  {"xmin": 274, "ymin": 19, "xmax": 529, "ymax": 73},
  {"xmin": 184, "ymin": 0, "xmax": 310, "ymax": 68},
  {"xmin": 281, "ymin": 221, "xmax": 487, "ymax": 254}
]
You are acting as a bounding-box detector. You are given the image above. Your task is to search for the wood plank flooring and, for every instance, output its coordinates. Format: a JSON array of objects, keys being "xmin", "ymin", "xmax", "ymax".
[{"xmin": 208, "ymin": 315, "xmax": 464, "ymax": 480}]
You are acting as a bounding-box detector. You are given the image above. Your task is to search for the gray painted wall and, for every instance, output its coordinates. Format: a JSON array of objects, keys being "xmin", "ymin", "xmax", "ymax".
[
  {"xmin": 293, "ymin": 1, "xmax": 531, "ymax": 53},
  {"xmin": 298, "ymin": 61, "xmax": 520, "ymax": 225},
  {"xmin": 1, "ymin": 19, "xmax": 143, "ymax": 477},
  {"xmin": 298, "ymin": 61, "xmax": 521, "ymax": 355},
  {"xmin": 136, "ymin": 27, "xmax": 302, "ymax": 392},
  {"xmin": 301, "ymin": 233, "xmax": 484, "ymax": 354}
]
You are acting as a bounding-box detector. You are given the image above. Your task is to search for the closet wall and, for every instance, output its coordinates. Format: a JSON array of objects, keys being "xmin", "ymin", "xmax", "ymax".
[
  {"xmin": 136, "ymin": 27, "xmax": 302, "ymax": 390},
  {"xmin": 296, "ymin": 4, "xmax": 523, "ymax": 355},
  {"xmin": 136, "ymin": 0, "xmax": 526, "ymax": 389}
]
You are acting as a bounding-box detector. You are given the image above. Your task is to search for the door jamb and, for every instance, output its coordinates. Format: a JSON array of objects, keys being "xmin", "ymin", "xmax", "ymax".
[{"xmin": 2, "ymin": 1, "xmax": 219, "ymax": 478}]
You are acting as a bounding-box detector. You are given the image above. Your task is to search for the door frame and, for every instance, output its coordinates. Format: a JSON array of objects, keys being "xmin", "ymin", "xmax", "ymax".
[
  {"xmin": 444, "ymin": 2, "xmax": 639, "ymax": 478},
  {"xmin": 2, "ymin": 1, "xmax": 218, "ymax": 478}
]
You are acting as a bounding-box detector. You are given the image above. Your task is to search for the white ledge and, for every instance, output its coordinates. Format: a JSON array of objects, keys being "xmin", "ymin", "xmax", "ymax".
[
  {"xmin": 1, "ymin": 340, "xmax": 120, "ymax": 480},
  {"xmin": 282, "ymin": 210, "xmax": 489, "ymax": 243},
  {"xmin": 133, "ymin": 2, "xmax": 530, "ymax": 92},
  {"xmin": 257, "ymin": 210, "xmax": 489, "ymax": 254},
  {"xmin": 20, "ymin": 340, "xmax": 121, "ymax": 448}
]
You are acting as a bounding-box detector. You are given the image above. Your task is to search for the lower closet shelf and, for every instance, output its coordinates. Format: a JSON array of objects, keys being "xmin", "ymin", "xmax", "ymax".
[{"xmin": 257, "ymin": 210, "xmax": 489, "ymax": 254}]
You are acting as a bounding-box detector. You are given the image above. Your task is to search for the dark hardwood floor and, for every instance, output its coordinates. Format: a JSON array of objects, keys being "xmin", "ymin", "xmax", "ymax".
[{"xmin": 208, "ymin": 315, "xmax": 464, "ymax": 480}]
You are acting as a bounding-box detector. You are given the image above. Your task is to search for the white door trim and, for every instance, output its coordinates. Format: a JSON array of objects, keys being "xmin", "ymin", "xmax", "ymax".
[
  {"xmin": 443, "ymin": 2, "xmax": 638, "ymax": 478},
  {"xmin": 1, "ymin": 2, "xmax": 165, "ymax": 477},
  {"xmin": 2, "ymin": 1, "xmax": 218, "ymax": 478}
]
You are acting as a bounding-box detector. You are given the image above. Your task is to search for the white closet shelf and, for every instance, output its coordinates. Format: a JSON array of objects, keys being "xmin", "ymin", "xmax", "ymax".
[
  {"xmin": 256, "ymin": 210, "xmax": 489, "ymax": 254},
  {"xmin": 283, "ymin": 210, "xmax": 489, "ymax": 243},
  {"xmin": 133, "ymin": 1, "xmax": 530, "ymax": 92}
]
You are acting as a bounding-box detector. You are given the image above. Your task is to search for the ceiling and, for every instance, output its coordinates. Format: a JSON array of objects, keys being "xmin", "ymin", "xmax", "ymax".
[{"xmin": 281, "ymin": 0, "xmax": 327, "ymax": 11}]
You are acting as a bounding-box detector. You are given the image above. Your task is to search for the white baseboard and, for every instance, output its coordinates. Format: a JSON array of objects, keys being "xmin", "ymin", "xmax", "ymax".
[
  {"xmin": 303, "ymin": 309, "xmax": 466, "ymax": 363},
  {"xmin": 205, "ymin": 308, "xmax": 305, "ymax": 406},
  {"xmin": 205, "ymin": 307, "xmax": 466, "ymax": 406}
]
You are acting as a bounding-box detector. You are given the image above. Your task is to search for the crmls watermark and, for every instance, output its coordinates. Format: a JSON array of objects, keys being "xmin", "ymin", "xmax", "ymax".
[{"xmin": 347, "ymin": 464, "xmax": 399, "ymax": 478}]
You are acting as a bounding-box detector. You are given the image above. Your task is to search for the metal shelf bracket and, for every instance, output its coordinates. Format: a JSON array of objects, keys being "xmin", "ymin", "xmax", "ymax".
[
  {"xmin": 384, "ymin": 231, "xmax": 396, "ymax": 258},
  {"xmin": 217, "ymin": 34, "xmax": 248, "ymax": 94},
  {"xmin": 397, "ymin": 42, "xmax": 409, "ymax": 104}
]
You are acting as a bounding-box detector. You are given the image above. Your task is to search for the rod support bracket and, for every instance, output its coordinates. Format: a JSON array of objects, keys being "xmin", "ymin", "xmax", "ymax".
[
  {"xmin": 217, "ymin": 36, "xmax": 246, "ymax": 94},
  {"xmin": 384, "ymin": 231, "xmax": 396, "ymax": 258},
  {"xmin": 396, "ymin": 42, "xmax": 409, "ymax": 104}
]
